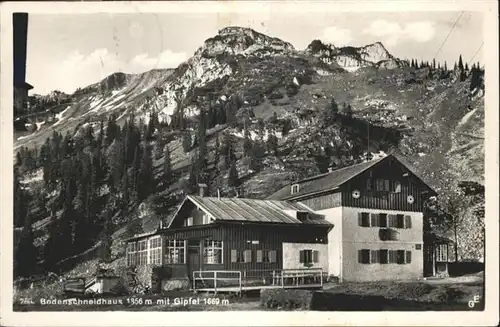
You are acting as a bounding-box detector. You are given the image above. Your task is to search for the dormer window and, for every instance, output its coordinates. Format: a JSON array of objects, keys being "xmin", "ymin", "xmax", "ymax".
[
  {"xmin": 297, "ymin": 211, "xmax": 309, "ymax": 221},
  {"xmin": 291, "ymin": 184, "xmax": 300, "ymax": 195}
]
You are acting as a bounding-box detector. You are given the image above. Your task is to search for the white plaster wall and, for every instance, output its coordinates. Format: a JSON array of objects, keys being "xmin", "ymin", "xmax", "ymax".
[
  {"xmin": 282, "ymin": 242, "xmax": 328, "ymax": 272},
  {"xmin": 316, "ymin": 207, "xmax": 343, "ymax": 279},
  {"xmin": 342, "ymin": 207, "xmax": 424, "ymax": 281}
]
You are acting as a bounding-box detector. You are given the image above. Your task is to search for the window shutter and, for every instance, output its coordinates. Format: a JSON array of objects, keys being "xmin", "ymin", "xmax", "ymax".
[
  {"xmin": 313, "ymin": 250, "xmax": 319, "ymax": 263},
  {"xmin": 231, "ymin": 250, "xmax": 238, "ymax": 263},
  {"xmin": 371, "ymin": 213, "xmax": 379, "ymax": 227},
  {"xmin": 406, "ymin": 251, "xmax": 412, "ymax": 264},
  {"xmin": 370, "ymin": 250, "xmax": 379, "ymax": 263},
  {"xmin": 269, "ymin": 250, "xmax": 277, "ymax": 263},
  {"xmin": 299, "ymin": 250, "xmax": 305, "ymax": 263},
  {"xmin": 256, "ymin": 250, "xmax": 263, "ymax": 263},
  {"xmin": 358, "ymin": 250, "xmax": 363, "ymax": 263},
  {"xmin": 396, "ymin": 250, "xmax": 405, "ymax": 264},
  {"xmin": 405, "ymin": 215, "xmax": 412, "ymax": 228},
  {"xmin": 384, "ymin": 179, "xmax": 390, "ymax": 191},
  {"xmin": 388, "ymin": 250, "xmax": 395, "ymax": 263},
  {"xmin": 244, "ymin": 250, "xmax": 252, "ymax": 263},
  {"xmin": 358, "ymin": 213, "xmax": 363, "ymax": 226}
]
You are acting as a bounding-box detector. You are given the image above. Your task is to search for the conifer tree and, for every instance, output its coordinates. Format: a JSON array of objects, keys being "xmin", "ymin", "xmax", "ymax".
[
  {"xmin": 228, "ymin": 159, "xmax": 240, "ymax": 188},
  {"xmin": 214, "ymin": 135, "xmax": 221, "ymax": 167},
  {"xmin": 243, "ymin": 122, "xmax": 253, "ymax": 157},
  {"xmin": 266, "ymin": 130, "xmax": 278, "ymax": 156},
  {"xmin": 138, "ymin": 145, "xmax": 154, "ymax": 201},
  {"xmin": 14, "ymin": 213, "xmax": 38, "ymax": 277},
  {"xmin": 458, "ymin": 55, "xmax": 464, "ymax": 71},
  {"xmin": 122, "ymin": 168, "xmax": 130, "ymax": 217},
  {"xmin": 196, "ymin": 107, "xmax": 208, "ymax": 174},
  {"xmin": 182, "ymin": 133, "xmax": 191, "ymax": 153},
  {"xmin": 341, "ymin": 103, "xmax": 353, "ymax": 118},
  {"xmin": 162, "ymin": 145, "xmax": 173, "ymax": 189},
  {"xmin": 14, "ymin": 168, "xmax": 27, "ymax": 228},
  {"xmin": 99, "ymin": 209, "xmax": 113, "ymax": 262}
]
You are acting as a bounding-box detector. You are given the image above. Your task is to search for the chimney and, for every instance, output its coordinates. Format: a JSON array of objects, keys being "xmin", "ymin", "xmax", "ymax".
[{"xmin": 198, "ymin": 183, "xmax": 208, "ymax": 197}]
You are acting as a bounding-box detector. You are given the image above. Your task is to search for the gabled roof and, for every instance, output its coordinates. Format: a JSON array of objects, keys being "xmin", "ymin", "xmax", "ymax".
[
  {"xmin": 267, "ymin": 156, "xmax": 386, "ymax": 200},
  {"xmin": 167, "ymin": 195, "xmax": 332, "ymax": 228},
  {"xmin": 267, "ymin": 154, "xmax": 436, "ymax": 200}
]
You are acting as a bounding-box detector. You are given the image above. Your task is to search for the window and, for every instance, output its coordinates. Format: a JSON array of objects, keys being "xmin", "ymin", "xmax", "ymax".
[
  {"xmin": 243, "ymin": 249, "xmax": 252, "ymax": 263},
  {"xmin": 436, "ymin": 244, "xmax": 448, "ymax": 262},
  {"xmin": 202, "ymin": 214, "xmax": 211, "ymax": 225},
  {"xmin": 405, "ymin": 251, "xmax": 412, "ymax": 263},
  {"xmin": 370, "ymin": 249, "xmax": 380, "ymax": 263},
  {"xmin": 148, "ymin": 237, "xmax": 162, "ymax": 265},
  {"xmin": 165, "ymin": 240, "xmax": 186, "ymax": 264},
  {"xmin": 393, "ymin": 181, "xmax": 402, "ymax": 193},
  {"xmin": 203, "ymin": 240, "xmax": 223, "ymax": 264},
  {"xmin": 126, "ymin": 242, "xmax": 137, "ymax": 266},
  {"xmin": 137, "ymin": 240, "xmax": 148, "ymax": 265},
  {"xmin": 231, "ymin": 250, "xmax": 242, "ymax": 263},
  {"xmin": 297, "ymin": 211, "xmax": 309, "ymax": 221},
  {"xmin": 299, "ymin": 249, "xmax": 318, "ymax": 265},
  {"xmin": 379, "ymin": 213, "xmax": 388, "ymax": 227},
  {"xmin": 404, "ymin": 215, "xmax": 412, "ymax": 229},
  {"xmin": 291, "ymin": 184, "xmax": 300, "ymax": 194},
  {"xmin": 380, "ymin": 249, "xmax": 389, "ymax": 264},
  {"xmin": 358, "ymin": 212, "xmax": 370, "ymax": 227},
  {"xmin": 396, "ymin": 214, "xmax": 405, "ymax": 228},
  {"xmin": 366, "ymin": 178, "xmax": 373, "ymax": 190},
  {"xmin": 396, "ymin": 250, "xmax": 406, "ymax": 264},
  {"xmin": 269, "ymin": 250, "xmax": 277, "ymax": 263},
  {"xmin": 388, "ymin": 214, "xmax": 398, "ymax": 228},
  {"xmin": 256, "ymin": 250, "xmax": 272, "ymax": 263},
  {"xmin": 185, "ymin": 217, "xmax": 194, "ymax": 227},
  {"xmin": 362, "ymin": 249, "xmax": 411, "ymax": 264},
  {"xmin": 415, "ymin": 244, "xmax": 422, "ymax": 250},
  {"xmin": 358, "ymin": 249, "xmax": 370, "ymax": 264},
  {"xmin": 370, "ymin": 213, "xmax": 379, "ymax": 227},
  {"xmin": 376, "ymin": 179, "xmax": 391, "ymax": 191}
]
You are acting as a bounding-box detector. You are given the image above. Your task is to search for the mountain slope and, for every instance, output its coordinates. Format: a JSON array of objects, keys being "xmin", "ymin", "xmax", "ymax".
[{"xmin": 14, "ymin": 26, "xmax": 485, "ymax": 281}]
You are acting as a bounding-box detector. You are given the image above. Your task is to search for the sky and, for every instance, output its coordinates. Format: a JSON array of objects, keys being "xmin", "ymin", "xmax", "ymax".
[{"xmin": 25, "ymin": 11, "xmax": 484, "ymax": 95}]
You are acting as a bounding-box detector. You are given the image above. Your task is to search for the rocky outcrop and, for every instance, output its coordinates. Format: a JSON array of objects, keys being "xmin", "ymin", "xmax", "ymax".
[{"xmin": 305, "ymin": 40, "xmax": 403, "ymax": 72}]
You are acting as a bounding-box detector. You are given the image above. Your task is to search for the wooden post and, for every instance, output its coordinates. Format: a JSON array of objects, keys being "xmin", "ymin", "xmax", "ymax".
[
  {"xmin": 239, "ymin": 271, "xmax": 242, "ymax": 295},
  {"xmin": 192, "ymin": 271, "xmax": 196, "ymax": 292},
  {"xmin": 432, "ymin": 245, "xmax": 436, "ymax": 277},
  {"xmin": 281, "ymin": 271, "xmax": 284, "ymax": 288},
  {"xmin": 214, "ymin": 271, "xmax": 217, "ymax": 294}
]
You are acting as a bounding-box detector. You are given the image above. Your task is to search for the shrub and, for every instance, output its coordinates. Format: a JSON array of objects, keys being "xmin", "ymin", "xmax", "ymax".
[
  {"xmin": 260, "ymin": 289, "xmax": 314, "ymax": 310},
  {"xmin": 433, "ymin": 286, "xmax": 465, "ymax": 303}
]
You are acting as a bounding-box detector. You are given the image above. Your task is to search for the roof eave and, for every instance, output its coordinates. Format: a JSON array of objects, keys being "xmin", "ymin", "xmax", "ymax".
[{"xmin": 283, "ymin": 187, "xmax": 340, "ymax": 201}]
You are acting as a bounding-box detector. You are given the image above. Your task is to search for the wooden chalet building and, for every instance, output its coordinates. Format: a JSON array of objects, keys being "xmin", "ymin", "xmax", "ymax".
[{"xmin": 125, "ymin": 154, "xmax": 450, "ymax": 290}]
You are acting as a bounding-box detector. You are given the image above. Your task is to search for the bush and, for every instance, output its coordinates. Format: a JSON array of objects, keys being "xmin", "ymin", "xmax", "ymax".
[
  {"xmin": 260, "ymin": 289, "xmax": 314, "ymax": 310},
  {"xmin": 433, "ymin": 286, "xmax": 465, "ymax": 303}
]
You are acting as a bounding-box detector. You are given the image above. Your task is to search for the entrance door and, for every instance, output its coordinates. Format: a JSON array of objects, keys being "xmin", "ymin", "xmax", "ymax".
[{"xmin": 187, "ymin": 240, "xmax": 202, "ymax": 286}]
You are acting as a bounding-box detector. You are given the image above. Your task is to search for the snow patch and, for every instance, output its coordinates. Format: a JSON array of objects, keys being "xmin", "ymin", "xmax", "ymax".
[
  {"xmin": 53, "ymin": 105, "xmax": 72, "ymax": 126},
  {"xmin": 458, "ymin": 108, "xmax": 478, "ymax": 127},
  {"xmin": 35, "ymin": 121, "xmax": 46, "ymax": 130}
]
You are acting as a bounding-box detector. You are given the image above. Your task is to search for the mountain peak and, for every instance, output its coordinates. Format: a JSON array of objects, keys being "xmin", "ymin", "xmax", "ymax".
[{"xmin": 197, "ymin": 26, "xmax": 295, "ymax": 58}]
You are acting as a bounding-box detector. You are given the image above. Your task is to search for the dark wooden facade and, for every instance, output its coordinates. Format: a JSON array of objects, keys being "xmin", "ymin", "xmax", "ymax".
[
  {"xmin": 129, "ymin": 222, "xmax": 330, "ymax": 279},
  {"xmin": 298, "ymin": 192, "xmax": 342, "ymax": 211},
  {"xmin": 291, "ymin": 156, "xmax": 434, "ymax": 212}
]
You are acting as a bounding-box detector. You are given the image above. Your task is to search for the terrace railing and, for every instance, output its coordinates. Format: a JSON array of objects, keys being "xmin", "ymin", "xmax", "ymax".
[{"xmin": 192, "ymin": 268, "xmax": 324, "ymax": 293}]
